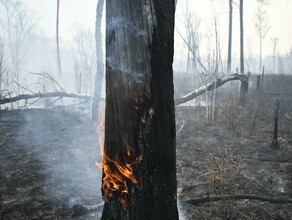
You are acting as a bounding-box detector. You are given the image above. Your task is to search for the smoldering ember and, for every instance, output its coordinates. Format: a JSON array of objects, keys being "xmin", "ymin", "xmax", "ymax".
[{"xmin": 0, "ymin": 0, "xmax": 292, "ymax": 220}]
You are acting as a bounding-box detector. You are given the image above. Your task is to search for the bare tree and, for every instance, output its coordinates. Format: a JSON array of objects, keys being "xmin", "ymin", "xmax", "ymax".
[
  {"xmin": 0, "ymin": 37, "xmax": 4, "ymax": 93},
  {"xmin": 101, "ymin": 0, "xmax": 178, "ymax": 219},
  {"xmin": 239, "ymin": 0, "xmax": 244, "ymax": 74},
  {"xmin": 227, "ymin": 0, "xmax": 233, "ymax": 72},
  {"xmin": 184, "ymin": 4, "xmax": 201, "ymax": 75},
  {"xmin": 73, "ymin": 25, "xmax": 96, "ymax": 95},
  {"xmin": 254, "ymin": 0, "xmax": 270, "ymax": 73},
  {"xmin": 56, "ymin": 0, "xmax": 62, "ymax": 76},
  {"xmin": 271, "ymin": 37, "xmax": 279, "ymax": 73},
  {"xmin": 92, "ymin": 0, "xmax": 105, "ymax": 122},
  {"xmin": 0, "ymin": 0, "xmax": 38, "ymax": 94}
]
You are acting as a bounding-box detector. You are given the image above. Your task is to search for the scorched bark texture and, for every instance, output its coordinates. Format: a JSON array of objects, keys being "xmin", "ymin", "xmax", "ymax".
[{"xmin": 101, "ymin": 0, "xmax": 178, "ymax": 220}]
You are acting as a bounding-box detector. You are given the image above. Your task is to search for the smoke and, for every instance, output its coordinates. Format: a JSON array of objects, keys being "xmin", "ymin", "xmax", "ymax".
[
  {"xmin": 16, "ymin": 109, "xmax": 103, "ymax": 209},
  {"xmin": 107, "ymin": 17, "xmax": 148, "ymax": 39},
  {"xmin": 106, "ymin": 16, "xmax": 151, "ymax": 84},
  {"xmin": 106, "ymin": 56, "xmax": 146, "ymax": 83},
  {"xmin": 178, "ymin": 196, "xmax": 188, "ymax": 220}
]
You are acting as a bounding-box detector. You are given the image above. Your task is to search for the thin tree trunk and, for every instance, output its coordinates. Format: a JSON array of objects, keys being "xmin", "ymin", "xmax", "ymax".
[
  {"xmin": 259, "ymin": 22, "xmax": 262, "ymax": 74},
  {"xmin": 271, "ymin": 99, "xmax": 280, "ymax": 149},
  {"xmin": 101, "ymin": 0, "xmax": 178, "ymax": 219},
  {"xmin": 240, "ymin": 0, "xmax": 244, "ymax": 74},
  {"xmin": 239, "ymin": 72, "xmax": 249, "ymax": 107},
  {"xmin": 227, "ymin": 0, "xmax": 233, "ymax": 72},
  {"xmin": 261, "ymin": 65, "xmax": 265, "ymax": 90},
  {"xmin": 92, "ymin": 0, "xmax": 105, "ymax": 122},
  {"xmin": 212, "ymin": 17, "xmax": 219, "ymax": 122},
  {"xmin": 56, "ymin": 0, "xmax": 62, "ymax": 76}
]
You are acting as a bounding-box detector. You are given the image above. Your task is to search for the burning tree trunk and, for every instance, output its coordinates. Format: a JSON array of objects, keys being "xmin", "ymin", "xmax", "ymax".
[{"xmin": 101, "ymin": 0, "xmax": 178, "ymax": 219}]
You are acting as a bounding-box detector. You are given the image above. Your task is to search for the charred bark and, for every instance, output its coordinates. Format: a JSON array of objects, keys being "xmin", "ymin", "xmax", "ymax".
[
  {"xmin": 101, "ymin": 0, "xmax": 178, "ymax": 220},
  {"xmin": 271, "ymin": 99, "xmax": 280, "ymax": 149},
  {"xmin": 239, "ymin": 72, "xmax": 249, "ymax": 107},
  {"xmin": 256, "ymin": 75, "xmax": 261, "ymax": 92},
  {"xmin": 261, "ymin": 65, "xmax": 265, "ymax": 90},
  {"xmin": 175, "ymin": 74, "xmax": 248, "ymax": 106}
]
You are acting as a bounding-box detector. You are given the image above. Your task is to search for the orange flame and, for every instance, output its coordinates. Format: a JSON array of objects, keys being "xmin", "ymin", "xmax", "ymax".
[
  {"xmin": 102, "ymin": 146, "xmax": 139, "ymax": 196},
  {"xmin": 96, "ymin": 101, "xmax": 140, "ymax": 199}
]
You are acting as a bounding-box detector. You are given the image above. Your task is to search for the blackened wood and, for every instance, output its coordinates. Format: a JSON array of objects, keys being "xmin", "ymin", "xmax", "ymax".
[
  {"xmin": 102, "ymin": 0, "xmax": 178, "ymax": 219},
  {"xmin": 271, "ymin": 99, "xmax": 280, "ymax": 149},
  {"xmin": 239, "ymin": 72, "xmax": 249, "ymax": 107},
  {"xmin": 256, "ymin": 75, "xmax": 261, "ymax": 92},
  {"xmin": 261, "ymin": 65, "xmax": 265, "ymax": 90}
]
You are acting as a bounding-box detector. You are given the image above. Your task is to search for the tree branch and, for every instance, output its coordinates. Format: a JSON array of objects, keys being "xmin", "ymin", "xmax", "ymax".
[
  {"xmin": 0, "ymin": 92, "xmax": 92, "ymax": 105},
  {"xmin": 185, "ymin": 194, "xmax": 292, "ymax": 205},
  {"xmin": 175, "ymin": 73, "xmax": 248, "ymax": 106}
]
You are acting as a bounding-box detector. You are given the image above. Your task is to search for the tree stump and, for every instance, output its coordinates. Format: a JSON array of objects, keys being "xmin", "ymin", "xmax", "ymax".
[{"xmin": 271, "ymin": 99, "xmax": 280, "ymax": 149}]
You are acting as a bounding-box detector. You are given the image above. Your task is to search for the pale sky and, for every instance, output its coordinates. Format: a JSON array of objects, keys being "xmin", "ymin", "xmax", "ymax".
[
  {"xmin": 25, "ymin": 0, "xmax": 98, "ymax": 41},
  {"xmin": 175, "ymin": 0, "xmax": 292, "ymax": 57},
  {"xmin": 24, "ymin": 0, "xmax": 292, "ymax": 57}
]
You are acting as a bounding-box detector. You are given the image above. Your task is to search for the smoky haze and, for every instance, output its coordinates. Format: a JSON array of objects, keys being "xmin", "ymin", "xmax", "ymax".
[
  {"xmin": 21, "ymin": 110, "xmax": 102, "ymax": 202},
  {"xmin": 0, "ymin": 0, "xmax": 292, "ymax": 219}
]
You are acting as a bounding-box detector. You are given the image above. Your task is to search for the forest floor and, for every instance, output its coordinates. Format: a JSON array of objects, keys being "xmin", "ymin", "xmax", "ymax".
[{"xmin": 0, "ymin": 93, "xmax": 292, "ymax": 219}]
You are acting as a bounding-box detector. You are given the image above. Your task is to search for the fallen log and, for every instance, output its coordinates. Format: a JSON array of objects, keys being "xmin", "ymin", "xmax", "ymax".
[
  {"xmin": 174, "ymin": 73, "xmax": 248, "ymax": 106},
  {"xmin": 0, "ymin": 92, "xmax": 92, "ymax": 105},
  {"xmin": 185, "ymin": 194, "xmax": 292, "ymax": 205}
]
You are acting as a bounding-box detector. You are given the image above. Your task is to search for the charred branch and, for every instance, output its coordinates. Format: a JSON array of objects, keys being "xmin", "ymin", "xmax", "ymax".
[
  {"xmin": 175, "ymin": 73, "xmax": 248, "ymax": 106},
  {"xmin": 0, "ymin": 92, "xmax": 91, "ymax": 105},
  {"xmin": 185, "ymin": 194, "xmax": 292, "ymax": 205}
]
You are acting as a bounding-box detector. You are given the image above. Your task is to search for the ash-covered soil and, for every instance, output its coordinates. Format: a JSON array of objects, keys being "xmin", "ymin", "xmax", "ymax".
[
  {"xmin": 0, "ymin": 108, "xmax": 103, "ymax": 219},
  {"xmin": 0, "ymin": 94, "xmax": 292, "ymax": 219}
]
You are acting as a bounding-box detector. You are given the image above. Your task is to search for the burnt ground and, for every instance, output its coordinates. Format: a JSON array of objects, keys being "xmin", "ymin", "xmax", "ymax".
[
  {"xmin": 0, "ymin": 108, "xmax": 103, "ymax": 219},
  {"xmin": 1, "ymin": 93, "xmax": 292, "ymax": 219},
  {"xmin": 176, "ymin": 94, "xmax": 292, "ymax": 219}
]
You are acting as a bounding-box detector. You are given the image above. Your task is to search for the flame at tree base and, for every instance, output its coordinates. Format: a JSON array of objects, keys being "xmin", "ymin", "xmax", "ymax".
[
  {"xmin": 102, "ymin": 144, "xmax": 141, "ymax": 198},
  {"xmin": 96, "ymin": 93, "xmax": 151, "ymax": 208}
]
